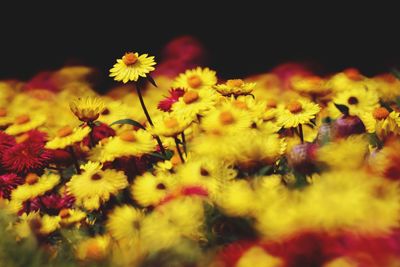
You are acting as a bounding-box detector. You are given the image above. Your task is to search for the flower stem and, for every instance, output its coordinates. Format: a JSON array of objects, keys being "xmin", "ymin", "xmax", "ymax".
[
  {"xmin": 181, "ymin": 132, "xmax": 187, "ymax": 155},
  {"xmin": 174, "ymin": 137, "xmax": 185, "ymax": 163},
  {"xmin": 68, "ymin": 146, "xmax": 81, "ymax": 174},
  {"xmin": 298, "ymin": 124, "xmax": 304, "ymax": 144},
  {"xmin": 88, "ymin": 121, "xmax": 96, "ymax": 148},
  {"xmin": 134, "ymin": 82, "xmax": 166, "ymax": 157}
]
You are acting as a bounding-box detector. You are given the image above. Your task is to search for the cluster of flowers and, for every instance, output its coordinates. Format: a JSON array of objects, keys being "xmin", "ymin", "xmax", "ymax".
[{"xmin": 1, "ymin": 43, "xmax": 400, "ymax": 266}]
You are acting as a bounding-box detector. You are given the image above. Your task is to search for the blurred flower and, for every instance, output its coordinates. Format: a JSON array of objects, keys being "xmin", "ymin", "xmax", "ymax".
[
  {"xmin": 214, "ymin": 79, "xmax": 256, "ymax": 96},
  {"xmin": 172, "ymin": 67, "xmax": 217, "ymax": 91},
  {"xmin": 107, "ymin": 205, "xmax": 144, "ymax": 243},
  {"xmin": 69, "ymin": 96, "xmax": 105, "ymax": 122},
  {"xmin": 0, "ymin": 173, "xmax": 23, "ymax": 199},
  {"xmin": 158, "ymin": 88, "xmax": 185, "ymax": 112},
  {"xmin": 277, "ymin": 99, "xmax": 320, "ymax": 128},
  {"xmin": 109, "ymin": 52, "xmax": 156, "ymax": 83},
  {"xmin": 45, "ymin": 125, "xmax": 90, "ymax": 149}
]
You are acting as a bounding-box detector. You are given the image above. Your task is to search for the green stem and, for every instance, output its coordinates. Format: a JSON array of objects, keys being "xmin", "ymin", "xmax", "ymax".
[
  {"xmin": 174, "ymin": 137, "xmax": 185, "ymax": 163},
  {"xmin": 68, "ymin": 146, "xmax": 81, "ymax": 174},
  {"xmin": 134, "ymin": 82, "xmax": 166, "ymax": 157},
  {"xmin": 298, "ymin": 124, "xmax": 304, "ymax": 144},
  {"xmin": 88, "ymin": 121, "xmax": 96, "ymax": 148},
  {"xmin": 181, "ymin": 132, "xmax": 187, "ymax": 155}
]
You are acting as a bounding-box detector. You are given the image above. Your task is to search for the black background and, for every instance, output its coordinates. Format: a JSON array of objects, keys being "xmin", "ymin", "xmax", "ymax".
[{"xmin": 1, "ymin": 2, "xmax": 399, "ymax": 91}]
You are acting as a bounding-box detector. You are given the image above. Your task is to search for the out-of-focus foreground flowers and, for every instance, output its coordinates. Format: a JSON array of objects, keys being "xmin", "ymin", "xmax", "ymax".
[{"xmin": 1, "ymin": 38, "xmax": 400, "ymax": 267}]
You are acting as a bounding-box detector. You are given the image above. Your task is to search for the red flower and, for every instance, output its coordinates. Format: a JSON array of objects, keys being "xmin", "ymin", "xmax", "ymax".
[
  {"xmin": 1, "ymin": 143, "xmax": 51, "ymax": 174},
  {"xmin": 158, "ymin": 88, "xmax": 185, "ymax": 112},
  {"xmin": 22, "ymin": 193, "xmax": 75, "ymax": 215},
  {"xmin": 15, "ymin": 130, "xmax": 48, "ymax": 145},
  {"xmin": 0, "ymin": 173, "xmax": 23, "ymax": 199},
  {"xmin": 0, "ymin": 131, "xmax": 16, "ymax": 158},
  {"xmin": 82, "ymin": 122, "xmax": 115, "ymax": 147}
]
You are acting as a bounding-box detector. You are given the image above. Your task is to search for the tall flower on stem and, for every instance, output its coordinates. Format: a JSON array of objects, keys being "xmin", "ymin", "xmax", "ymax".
[{"xmin": 109, "ymin": 52, "xmax": 166, "ymax": 157}]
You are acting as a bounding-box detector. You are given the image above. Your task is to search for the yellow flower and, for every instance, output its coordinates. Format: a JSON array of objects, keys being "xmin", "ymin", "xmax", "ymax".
[
  {"xmin": 214, "ymin": 79, "xmax": 256, "ymax": 96},
  {"xmin": 109, "ymin": 52, "xmax": 156, "ymax": 83},
  {"xmin": 277, "ymin": 99, "xmax": 320, "ymax": 128},
  {"xmin": 201, "ymin": 102, "xmax": 253, "ymax": 135},
  {"xmin": 130, "ymin": 172, "xmax": 176, "ymax": 207},
  {"xmin": 172, "ymin": 67, "xmax": 217, "ymax": 91},
  {"xmin": 59, "ymin": 208, "xmax": 87, "ymax": 226},
  {"xmin": 76, "ymin": 235, "xmax": 111, "ymax": 261},
  {"xmin": 5, "ymin": 114, "xmax": 46, "ymax": 136},
  {"xmin": 39, "ymin": 214, "xmax": 61, "ymax": 235},
  {"xmin": 373, "ymin": 73, "xmax": 400, "ymax": 101},
  {"xmin": 0, "ymin": 107, "xmax": 13, "ymax": 127},
  {"xmin": 148, "ymin": 112, "xmax": 192, "ymax": 137},
  {"xmin": 236, "ymin": 246, "xmax": 284, "ymax": 267},
  {"xmin": 360, "ymin": 107, "xmax": 400, "ymax": 139},
  {"xmin": 69, "ymin": 96, "xmax": 105, "ymax": 122},
  {"xmin": 45, "ymin": 125, "xmax": 90, "ymax": 149},
  {"xmin": 218, "ymin": 180, "xmax": 257, "ymax": 216},
  {"xmin": 290, "ymin": 75, "xmax": 329, "ymax": 95},
  {"xmin": 89, "ymin": 129, "xmax": 156, "ymax": 163},
  {"xmin": 171, "ymin": 89, "xmax": 219, "ymax": 120},
  {"xmin": 106, "ymin": 205, "xmax": 144, "ymax": 243},
  {"xmin": 332, "ymin": 86, "xmax": 379, "ymax": 117},
  {"xmin": 67, "ymin": 162, "xmax": 128, "ymax": 211}
]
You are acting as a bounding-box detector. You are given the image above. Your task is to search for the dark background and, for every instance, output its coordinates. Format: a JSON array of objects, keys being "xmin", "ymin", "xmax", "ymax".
[{"xmin": 1, "ymin": 3, "xmax": 399, "ymax": 89}]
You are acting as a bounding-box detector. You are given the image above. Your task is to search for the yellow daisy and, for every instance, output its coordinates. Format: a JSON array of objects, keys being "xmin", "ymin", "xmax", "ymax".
[
  {"xmin": 214, "ymin": 79, "xmax": 256, "ymax": 96},
  {"xmin": 45, "ymin": 125, "xmax": 90, "ymax": 149},
  {"xmin": 360, "ymin": 107, "xmax": 400, "ymax": 139},
  {"xmin": 236, "ymin": 246, "xmax": 284, "ymax": 267},
  {"xmin": 290, "ymin": 75, "xmax": 330, "ymax": 95},
  {"xmin": 76, "ymin": 235, "xmax": 111, "ymax": 261},
  {"xmin": 0, "ymin": 107, "xmax": 13, "ymax": 127},
  {"xmin": 171, "ymin": 89, "xmax": 219, "ymax": 120},
  {"xmin": 67, "ymin": 162, "xmax": 129, "ymax": 211},
  {"xmin": 332, "ymin": 87, "xmax": 379, "ymax": 116},
  {"xmin": 39, "ymin": 214, "xmax": 61, "ymax": 235},
  {"xmin": 106, "ymin": 205, "xmax": 144, "ymax": 243},
  {"xmin": 218, "ymin": 180, "xmax": 256, "ymax": 216},
  {"xmin": 373, "ymin": 73, "xmax": 400, "ymax": 101},
  {"xmin": 172, "ymin": 67, "xmax": 217, "ymax": 91},
  {"xmin": 5, "ymin": 114, "xmax": 46, "ymax": 136},
  {"xmin": 200, "ymin": 102, "xmax": 253, "ymax": 135},
  {"xmin": 130, "ymin": 172, "xmax": 176, "ymax": 207},
  {"xmin": 148, "ymin": 112, "xmax": 192, "ymax": 137},
  {"xmin": 277, "ymin": 99, "xmax": 320, "ymax": 128},
  {"xmin": 89, "ymin": 129, "xmax": 156, "ymax": 163},
  {"xmin": 69, "ymin": 96, "xmax": 105, "ymax": 122},
  {"xmin": 59, "ymin": 208, "xmax": 87, "ymax": 226},
  {"xmin": 109, "ymin": 52, "xmax": 156, "ymax": 83}
]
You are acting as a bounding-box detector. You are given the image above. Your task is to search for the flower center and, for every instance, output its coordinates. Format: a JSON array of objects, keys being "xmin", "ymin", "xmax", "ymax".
[
  {"xmin": 0, "ymin": 107, "xmax": 7, "ymax": 117},
  {"xmin": 347, "ymin": 96, "xmax": 358, "ymax": 105},
  {"xmin": 91, "ymin": 173, "xmax": 102, "ymax": 181},
  {"xmin": 16, "ymin": 133, "xmax": 30, "ymax": 143},
  {"xmin": 233, "ymin": 100, "xmax": 248, "ymax": 109},
  {"xmin": 59, "ymin": 208, "xmax": 70, "ymax": 219},
  {"xmin": 183, "ymin": 91, "xmax": 199, "ymax": 104},
  {"xmin": 164, "ymin": 118, "xmax": 179, "ymax": 129},
  {"xmin": 219, "ymin": 111, "xmax": 235, "ymax": 125},
  {"xmin": 26, "ymin": 173, "xmax": 39, "ymax": 185},
  {"xmin": 156, "ymin": 183, "xmax": 166, "ymax": 190},
  {"xmin": 15, "ymin": 114, "xmax": 30, "ymax": 124},
  {"xmin": 187, "ymin": 75, "xmax": 202, "ymax": 88},
  {"xmin": 57, "ymin": 126, "xmax": 73, "ymax": 137},
  {"xmin": 287, "ymin": 101, "xmax": 303, "ymax": 113},
  {"xmin": 373, "ymin": 107, "xmax": 390, "ymax": 120},
  {"xmin": 119, "ymin": 132, "xmax": 136, "ymax": 142},
  {"xmin": 200, "ymin": 167, "xmax": 210, "ymax": 176},
  {"xmin": 226, "ymin": 79, "xmax": 244, "ymax": 87},
  {"xmin": 133, "ymin": 220, "xmax": 140, "ymax": 230},
  {"xmin": 266, "ymin": 99, "xmax": 277, "ymax": 109},
  {"xmin": 123, "ymin": 52, "xmax": 138, "ymax": 65}
]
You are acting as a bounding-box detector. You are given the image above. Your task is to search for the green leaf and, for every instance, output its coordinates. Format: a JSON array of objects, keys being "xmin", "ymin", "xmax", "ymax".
[
  {"xmin": 147, "ymin": 75, "xmax": 158, "ymax": 88},
  {"xmin": 257, "ymin": 165, "xmax": 273, "ymax": 176},
  {"xmin": 368, "ymin": 133, "xmax": 383, "ymax": 149},
  {"xmin": 110, "ymin": 119, "xmax": 145, "ymax": 130},
  {"xmin": 391, "ymin": 68, "xmax": 400, "ymax": 80},
  {"xmin": 334, "ymin": 103, "xmax": 349, "ymax": 116}
]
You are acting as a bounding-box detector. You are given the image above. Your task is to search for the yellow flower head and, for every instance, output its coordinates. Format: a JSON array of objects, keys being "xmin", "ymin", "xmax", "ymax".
[
  {"xmin": 236, "ymin": 246, "xmax": 284, "ymax": 267},
  {"xmin": 130, "ymin": 172, "xmax": 176, "ymax": 207},
  {"xmin": 277, "ymin": 99, "xmax": 320, "ymax": 128},
  {"xmin": 214, "ymin": 79, "xmax": 256, "ymax": 96},
  {"xmin": 67, "ymin": 162, "xmax": 128, "ymax": 211},
  {"xmin": 360, "ymin": 107, "xmax": 400, "ymax": 139},
  {"xmin": 59, "ymin": 208, "xmax": 87, "ymax": 226},
  {"xmin": 106, "ymin": 205, "xmax": 144, "ymax": 243},
  {"xmin": 69, "ymin": 96, "xmax": 105, "ymax": 122},
  {"xmin": 290, "ymin": 75, "xmax": 329, "ymax": 95},
  {"xmin": 148, "ymin": 112, "xmax": 192, "ymax": 137},
  {"xmin": 89, "ymin": 129, "xmax": 156, "ymax": 163},
  {"xmin": 45, "ymin": 125, "xmax": 91, "ymax": 149},
  {"xmin": 5, "ymin": 113, "xmax": 46, "ymax": 136},
  {"xmin": 109, "ymin": 52, "xmax": 156, "ymax": 83},
  {"xmin": 76, "ymin": 235, "xmax": 111, "ymax": 262},
  {"xmin": 331, "ymin": 86, "xmax": 379, "ymax": 117},
  {"xmin": 218, "ymin": 180, "xmax": 256, "ymax": 216},
  {"xmin": 172, "ymin": 67, "xmax": 217, "ymax": 91}
]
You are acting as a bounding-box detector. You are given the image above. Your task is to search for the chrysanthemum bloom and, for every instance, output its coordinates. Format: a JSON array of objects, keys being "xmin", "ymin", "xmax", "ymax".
[
  {"xmin": 82, "ymin": 122, "xmax": 115, "ymax": 147},
  {"xmin": 172, "ymin": 67, "xmax": 217, "ymax": 91},
  {"xmin": 361, "ymin": 107, "xmax": 400, "ymax": 139},
  {"xmin": 331, "ymin": 87, "xmax": 379, "ymax": 117},
  {"xmin": 171, "ymin": 89, "xmax": 219, "ymax": 120},
  {"xmin": 58, "ymin": 208, "xmax": 86, "ymax": 226},
  {"xmin": 67, "ymin": 161, "xmax": 128, "ymax": 211},
  {"xmin": 0, "ymin": 131, "xmax": 16, "ymax": 157},
  {"xmin": 290, "ymin": 75, "xmax": 330, "ymax": 95},
  {"xmin": 89, "ymin": 129, "xmax": 156, "ymax": 163},
  {"xmin": 106, "ymin": 205, "xmax": 144, "ymax": 244},
  {"xmin": 5, "ymin": 114, "xmax": 46, "ymax": 136},
  {"xmin": 157, "ymin": 88, "xmax": 185, "ymax": 112},
  {"xmin": 131, "ymin": 172, "xmax": 176, "ymax": 207},
  {"xmin": 1, "ymin": 142, "xmax": 51, "ymax": 174},
  {"xmin": 76, "ymin": 235, "xmax": 111, "ymax": 261},
  {"xmin": 28, "ymin": 192, "xmax": 75, "ymax": 215},
  {"xmin": 0, "ymin": 173, "xmax": 23, "ymax": 199},
  {"xmin": 45, "ymin": 125, "xmax": 90, "ymax": 149},
  {"xmin": 15, "ymin": 130, "xmax": 47, "ymax": 145},
  {"xmin": 148, "ymin": 112, "xmax": 192, "ymax": 137},
  {"xmin": 70, "ymin": 96, "xmax": 105, "ymax": 122},
  {"xmin": 109, "ymin": 52, "xmax": 156, "ymax": 83},
  {"xmin": 277, "ymin": 100, "xmax": 320, "ymax": 129},
  {"xmin": 214, "ymin": 79, "xmax": 256, "ymax": 97},
  {"xmin": 0, "ymin": 107, "xmax": 13, "ymax": 127}
]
